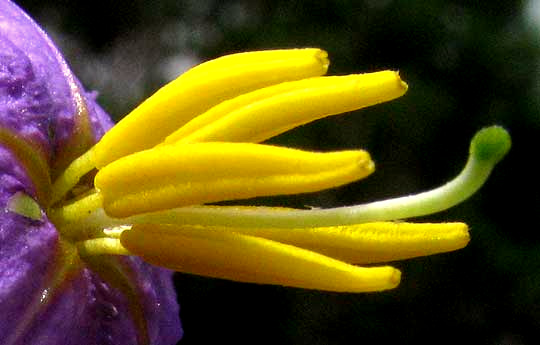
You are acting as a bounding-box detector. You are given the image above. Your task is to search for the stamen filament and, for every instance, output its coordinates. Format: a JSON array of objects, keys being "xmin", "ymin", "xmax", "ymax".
[
  {"xmin": 50, "ymin": 147, "xmax": 96, "ymax": 205},
  {"xmin": 49, "ymin": 191, "xmax": 103, "ymax": 230},
  {"xmin": 76, "ymin": 238, "xmax": 132, "ymax": 256}
]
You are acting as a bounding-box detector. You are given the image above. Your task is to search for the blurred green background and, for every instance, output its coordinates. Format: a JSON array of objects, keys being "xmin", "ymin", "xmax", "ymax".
[{"xmin": 18, "ymin": 0, "xmax": 539, "ymax": 344}]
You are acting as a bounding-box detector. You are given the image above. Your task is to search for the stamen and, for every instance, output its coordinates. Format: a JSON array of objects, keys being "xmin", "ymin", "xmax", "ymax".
[
  {"xmin": 93, "ymin": 49, "xmax": 330, "ymax": 168},
  {"xmin": 164, "ymin": 71, "xmax": 407, "ymax": 144},
  {"xmin": 122, "ymin": 126, "xmax": 510, "ymax": 228},
  {"xmin": 76, "ymin": 238, "xmax": 132, "ymax": 257},
  {"xmin": 216, "ymin": 222, "xmax": 470, "ymax": 264},
  {"xmin": 121, "ymin": 224, "xmax": 401, "ymax": 292},
  {"xmin": 48, "ymin": 191, "xmax": 103, "ymax": 229},
  {"xmin": 122, "ymin": 222, "xmax": 468, "ymax": 264},
  {"xmin": 95, "ymin": 142, "xmax": 374, "ymax": 217},
  {"xmin": 103, "ymin": 225, "xmax": 132, "ymax": 238},
  {"xmin": 50, "ymin": 147, "xmax": 96, "ymax": 205},
  {"xmin": 180, "ymin": 48, "xmax": 329, "ymax": 80}
]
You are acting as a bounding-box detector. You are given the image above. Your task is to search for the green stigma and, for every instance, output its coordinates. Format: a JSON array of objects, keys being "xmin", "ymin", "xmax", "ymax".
[{"xmin": 470, "ymin": 125, "xmax": 511, "ymax": 164}]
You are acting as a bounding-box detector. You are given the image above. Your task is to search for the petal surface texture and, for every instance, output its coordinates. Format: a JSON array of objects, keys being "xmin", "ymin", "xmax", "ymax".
[{"xmin": 0, "ymin": 1, "xmax": 182, "ymax": 344}]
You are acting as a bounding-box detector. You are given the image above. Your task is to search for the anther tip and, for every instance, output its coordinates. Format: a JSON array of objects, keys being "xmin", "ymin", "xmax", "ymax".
[
  {"xmin": 395, "ymin": 71, "xmax": 408, "ymax": 92},
  {"xmin": 388, "ymin": 268, "xmax": 402, "ymax": 289},
  {"xmin": 470, "ymin": 126, "xmax": 511, "ymax": 164},
  {"xmin": 314, "ymin": 49, "xmax": 330, "ymax": 72}
]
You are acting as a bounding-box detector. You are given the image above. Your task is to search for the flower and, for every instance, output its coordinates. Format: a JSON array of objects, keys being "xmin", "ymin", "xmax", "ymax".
[{"xmin": 0, "ymin": 0, "xmax": 511, "ymax": 344}]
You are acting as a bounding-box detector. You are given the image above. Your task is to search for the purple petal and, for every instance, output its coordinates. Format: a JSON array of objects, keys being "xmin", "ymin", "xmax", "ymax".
[
  {"xmin": 0, "ymin": 1, "xmax": 182, "ymax": 344},
  {"xmin": 0, "ymin": 147, "xmax": 59, "ymax": 343},
  {"xmin": 0, "ymin": 0, "xmax": 113, "ymax": 160}
]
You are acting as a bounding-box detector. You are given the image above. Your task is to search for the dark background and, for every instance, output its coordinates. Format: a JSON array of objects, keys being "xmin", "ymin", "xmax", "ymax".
[{"xmin": 18, "ymin": 0, "xmax": 540, "ymax": 344}]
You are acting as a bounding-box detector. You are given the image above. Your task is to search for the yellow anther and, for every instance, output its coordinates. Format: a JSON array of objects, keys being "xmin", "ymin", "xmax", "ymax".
[
  {"xmin": 165, "ymin": 71, "xmax": 407, "ymax": 144},
  {"xmin": 232, "ymin": 222, "xmax": 470, "ymax": 263},
  {"xmin": 93, "ymin": 49, "xmax": 329, "ymax": 168},
  {"xmin": 121, "ymin": 224, "xmax": 401, "ymax": 292},
  {"xmin": 180, "ymin": 48, "xmax": 329, "ymax": 81},
  {"xmin": 95, "ymin": 142, "xmax": 374, "ymax": 217}
]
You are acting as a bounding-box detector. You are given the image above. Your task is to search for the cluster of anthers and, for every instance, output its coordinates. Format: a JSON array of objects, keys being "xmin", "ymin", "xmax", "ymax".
[{"xmin": 10, "ymin": 48, "xmax": 510, "ymax": 292}]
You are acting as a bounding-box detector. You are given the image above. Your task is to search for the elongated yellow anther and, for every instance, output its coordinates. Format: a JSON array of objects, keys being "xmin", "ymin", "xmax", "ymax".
[
  {"xmin": 229, "ymin": 222, "xmax": 470, "ymax": 263},
  {"xmin": 95, "ymin": 142, "xmax": 374, "ymax": 217},
  {"xmin": 164, "ymin": 71, "xmax": 407, "ymax": 144},
  {"xmin": 121, "ymin": 225, "xmax": 401, "ymax": 292},
  {"xmin": 180, "ymin": 48, "xmax": 329, "ymax": 81},
  {"xmin": 118, "ymin": 222, "xmax": 469, "ymax": 264},
  {"xmin": 93, "ymin": 48, "xmax": 329, "ymax": 168}
]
